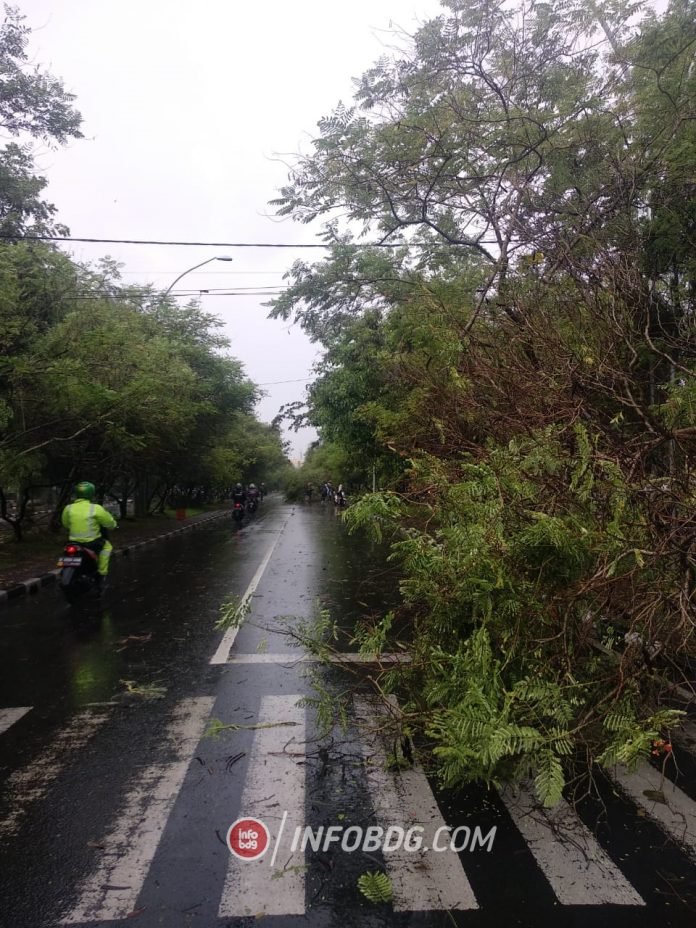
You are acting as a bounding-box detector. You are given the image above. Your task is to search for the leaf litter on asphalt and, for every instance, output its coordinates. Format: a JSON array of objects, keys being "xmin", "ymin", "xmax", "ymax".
[
  {"xmin": 120, "ymin": 679, "xmax": 167, "ymax": 699},
  {"xmin": 205, "ymin": 718, "xmax": 300, "ymax": 739}
]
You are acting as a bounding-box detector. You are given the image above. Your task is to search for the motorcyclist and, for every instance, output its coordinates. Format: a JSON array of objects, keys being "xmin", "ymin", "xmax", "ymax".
[
  {"xmin": 231, "ymin": 483, "xmax": 247, "ymax": 506},
  {"xmin": 248, "ymin": 483, "xmax": 260, "ymax": 505},
  {"xmin": 61, "ymin": 481, "xmax": 117, "ymax": 590},
  {"xmin": 259, "ymin": 482, "xmax": 266, "ymax": 500}
]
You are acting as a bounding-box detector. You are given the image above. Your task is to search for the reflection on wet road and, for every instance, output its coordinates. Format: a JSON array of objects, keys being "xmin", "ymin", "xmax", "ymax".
[{"xmin": 1, "ymin": 498, "xmax": 695, "ymax": 927}]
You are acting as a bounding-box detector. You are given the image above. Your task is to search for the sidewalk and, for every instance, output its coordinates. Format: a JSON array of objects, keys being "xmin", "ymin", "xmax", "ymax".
[{"xmin": 0, "ymin": 508, "xmax": 230, "ymax": 604}]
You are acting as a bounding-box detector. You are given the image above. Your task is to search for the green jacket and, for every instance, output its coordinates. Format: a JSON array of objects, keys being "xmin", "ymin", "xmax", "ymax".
[{"xmin": 61, "ymin": 499, "xmax": 117, "ymax": 542}]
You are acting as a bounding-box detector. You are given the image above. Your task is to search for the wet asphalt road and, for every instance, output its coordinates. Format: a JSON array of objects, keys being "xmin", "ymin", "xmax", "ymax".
[{"xmin": 0, "ymin": 498, "xmax": 695, "ymax": 928}]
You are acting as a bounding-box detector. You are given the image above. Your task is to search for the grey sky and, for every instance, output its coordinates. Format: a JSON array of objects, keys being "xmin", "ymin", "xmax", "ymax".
[{"xmin": 21, "ymin": 0, "xmax": 443, "ymax": 460}]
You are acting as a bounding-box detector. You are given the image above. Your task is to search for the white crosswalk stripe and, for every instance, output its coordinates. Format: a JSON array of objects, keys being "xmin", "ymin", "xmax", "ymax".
[
  {"xmin": 354, "ymin": 696, "xmax": 479, "ymax": 911},
  {"xmin": 6, "ymin": 690, "xmax": 696, "ymax": 921},
  {"xmin": 61, "ymin": 697, "xmax": 214, "ymax": 924},
  {"xmin": 0, "ymin": 706, "xmax": 32, "ymax": 736},
  {"xmin": 218, "ymin": 695, "xmax": 307, "ymax": 918},
  {"xmin": 0, "ymin": 709, "xmax": 110, "ymax": 841},
  {"xmin": 499, "ymin": 785, "xmax": 645, "ymax": 905},
  {"xmin": 611, "ymin": 763, "xmax": 696, "ymax": 857}
]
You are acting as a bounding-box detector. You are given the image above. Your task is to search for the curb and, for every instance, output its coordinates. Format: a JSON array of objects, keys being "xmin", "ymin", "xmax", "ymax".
[{"xmin": 0, "ymin": 510, "xmax": 230, "ymax": 608}]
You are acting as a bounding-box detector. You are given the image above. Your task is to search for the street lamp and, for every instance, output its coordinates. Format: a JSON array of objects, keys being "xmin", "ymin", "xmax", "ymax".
[{"xmin": 162, "ymin": 256, "xmax": 233, "ymax": 297}]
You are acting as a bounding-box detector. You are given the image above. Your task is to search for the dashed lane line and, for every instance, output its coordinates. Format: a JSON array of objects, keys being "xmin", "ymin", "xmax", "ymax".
[{"xmin": 210, "ymin": 521, "xmax": 288, "ymax": 665}]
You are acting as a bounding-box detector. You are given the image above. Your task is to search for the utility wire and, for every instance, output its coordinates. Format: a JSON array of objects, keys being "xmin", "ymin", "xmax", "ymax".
[
  {"xmin": 67, "ymin": 291, "xmax": 284, "ymax": 300},
  {"xmin": 257, "ymin": 377, "xmax": 313, "ymax": 386},
  {"xmin": 0, "ymin": 233, "xmax": 499, "ymax": 248}
]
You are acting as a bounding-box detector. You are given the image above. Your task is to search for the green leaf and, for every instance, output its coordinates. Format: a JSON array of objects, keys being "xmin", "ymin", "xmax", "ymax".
[{"xmin": 358, "ymin": 871, "xmax": 393, "ymax": 904}]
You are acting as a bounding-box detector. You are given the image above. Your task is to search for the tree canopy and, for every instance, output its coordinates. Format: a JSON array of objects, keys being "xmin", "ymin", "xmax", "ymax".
[
  {"xmin": 0, "ymin": 6, "xmax": 291, "ymax": 537},
  {"xmin": 271, "ymin": 0, "xmax": 696, "ymax": 804}
]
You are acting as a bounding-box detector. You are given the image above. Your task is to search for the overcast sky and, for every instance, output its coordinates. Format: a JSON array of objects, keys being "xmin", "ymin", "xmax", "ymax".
[{"xmin": 20, "ymin": 0, "xmax": 444, "ymax": 460}]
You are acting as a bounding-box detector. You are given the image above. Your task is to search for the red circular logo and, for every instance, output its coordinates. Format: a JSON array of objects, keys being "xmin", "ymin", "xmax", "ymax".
[{"xmin": 227, "ymin": 817, "xmax": 270, "ymax": 860}]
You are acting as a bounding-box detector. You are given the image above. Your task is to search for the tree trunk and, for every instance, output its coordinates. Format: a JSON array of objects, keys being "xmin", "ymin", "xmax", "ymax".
[{"xmin": 134, "ymin": 475, "xmax": 149, "ymax": 519}]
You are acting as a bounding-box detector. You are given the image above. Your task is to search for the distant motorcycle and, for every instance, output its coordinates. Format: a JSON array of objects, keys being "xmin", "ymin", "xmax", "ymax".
[
  {"xmin": 232, "ymin": 501, "xmax": 245, "ymax": 523},
  {"xmin": 334, "ymin": 489, "xmax": 347, "ymax": 508},
  {"xmin": 58, "ymin": 543, "xmax": 100, "ymax": 603},
  {"xmin": 247, "ymin": 497, "xmax": 258, "ymax": 514}
]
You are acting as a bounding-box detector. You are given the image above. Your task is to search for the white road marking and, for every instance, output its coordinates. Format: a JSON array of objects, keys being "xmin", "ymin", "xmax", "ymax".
[
  {"xmin": 210, "ymin": 524, "xmax": 287, "ymax": 665},
  {"xmin": 499, "ymin": 785, "xmax": 644, "ymax": 905},
  {"xmin": 61, "ymin": 696, "xmax": 214, "ymax": 924},
  {"xmin": 0, "ymin": 706, "xmax": 32, "ymax": 735},
  {"xmin": 0, "ymin": 710, "xmax": 110, "ymax": 840},
  {"xmin": 354, "ymin": 696, "xmax": 478, "ymax": 912},
  {"xmin": 224, "ymin": 652, "xmax": 412, "ymax": 664},
  {"xmin": 611, "ymin": 764, "xmax": 696, "ymax": 856},
  {"xmin": 218, "ymin": 695, "xmax": 306, "ymax": 918}
]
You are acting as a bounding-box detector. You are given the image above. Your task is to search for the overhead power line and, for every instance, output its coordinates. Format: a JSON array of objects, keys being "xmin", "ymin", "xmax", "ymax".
[
  {"xmin": 118, "ymin": 270, "xmax": 288, "ymax": 275},
  {"xmin": 257, "ymin": 377, "xmax": 313, "ymax": 386},
  {"xmin": 67, "ymin": 292, "xmax": 284, "ymax": 300},
  {"xmin": 0, "ymin": 233, "xmax": 499, "ymax": 248}
]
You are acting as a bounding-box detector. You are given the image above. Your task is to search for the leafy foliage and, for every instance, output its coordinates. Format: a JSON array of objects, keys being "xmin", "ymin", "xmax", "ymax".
[
  {"xmin": 270, "ymin": 0, "xmax": 696, "ymax": 800},
  {"xmin": 357, "ymin": 871, "xmax": 393, "ymax": 904}
]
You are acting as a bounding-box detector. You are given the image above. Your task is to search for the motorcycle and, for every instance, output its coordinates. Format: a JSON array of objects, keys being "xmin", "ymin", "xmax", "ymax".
[
  {"xmin": 247, "ymin": 497, "xmax": 258, "ymax": 514},
  {"xmin": 58, "ymin": 543, "xmax": 100, "ymax": 603},
  {"xmin": 232, "ymin": 501, "xmax": 245, "ymax": 523}
]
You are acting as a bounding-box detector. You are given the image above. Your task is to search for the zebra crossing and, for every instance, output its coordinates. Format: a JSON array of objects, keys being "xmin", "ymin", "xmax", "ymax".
[
  {"xmin": 0, "ymin": 706, "xmax": 31, "ymax": 736},
  {"xmin": 0, "ymin": 707, "xmax": 111, "ymax": 840},
  {"xmin": 61, "ymin": 697, "xmax": 215, "ymax": 924},
  {"xmin": 1, "ymin": 691, "xmax": 696, "ymax": 923},
  {"xmin": 218, "ymin": 695, "xmax": 307, "ymax": 918}
]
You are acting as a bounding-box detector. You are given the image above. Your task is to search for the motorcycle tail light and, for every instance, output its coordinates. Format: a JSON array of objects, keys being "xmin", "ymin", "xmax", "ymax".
[{"xmin": 65, "ymin": 544, "xmax": 79, "ymax": 555}]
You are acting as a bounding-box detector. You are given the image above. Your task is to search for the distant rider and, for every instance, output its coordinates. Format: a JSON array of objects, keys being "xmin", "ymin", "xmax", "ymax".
[
  {"xmin": 231, "ymin": 483, "xmax": 247, "ymax": 506},
  {"xmin": 61, "ymin": 481, "xmax": 117, "ymax": 590},
  {"xmin": 259, "ymin": 482, "xmax": 266, "ymax": 500},
  {"xmin": 247, "ymin": 484, "xmax": 260, "ymax": 506}
]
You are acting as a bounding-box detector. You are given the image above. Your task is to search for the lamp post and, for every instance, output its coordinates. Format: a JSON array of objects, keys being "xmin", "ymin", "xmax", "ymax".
[{"xmin": 162, "ymin": 255, "xmax": 233, "ymax": 297}]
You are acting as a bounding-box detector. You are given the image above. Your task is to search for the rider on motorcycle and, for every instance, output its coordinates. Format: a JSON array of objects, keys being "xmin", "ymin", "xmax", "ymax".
[
  {"xmin": 231, "ymin": 483, "xmax": 247, "ymax": 505},
  {"xmin": 248, "ymin": 484, "xmax": 260, "ymax": 504},
  {"xmin": 61, "ymin": 481, "xmax": 117, "ymax": 589}
]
